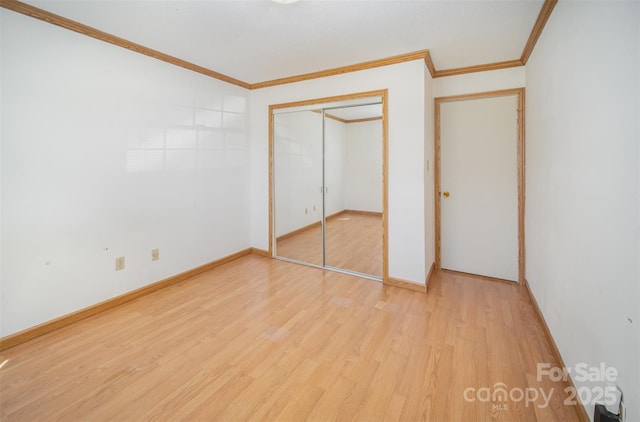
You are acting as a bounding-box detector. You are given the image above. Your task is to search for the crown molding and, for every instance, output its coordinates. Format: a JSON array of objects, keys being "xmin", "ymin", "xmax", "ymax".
[
  {"xmin": 0, "ymin": 0, "xmax": 251, "ymax": 89},
  {"xmin": 250, "ymin": 49, "xmax": 430, "ymax": 89},
  {"xmin": 424, "ymin": 51, "xmax": 437, "ymax": 78},
  {"xmin": 433, "ymin": 59, "xmax": 524, "ymax": 78},
  {"xmin": 521, "ymin": 0, "xmax": 558, "ymax": 64},
  {"xmin": 1, "ymin": 0, "xmax": 556, "ymax": 87}
]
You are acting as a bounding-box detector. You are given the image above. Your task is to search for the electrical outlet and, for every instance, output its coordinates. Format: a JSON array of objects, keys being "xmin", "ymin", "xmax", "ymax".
[
  {"xmin": 115, "ymin": 256, "xmax": 125, "ymax": 271},
  {"xmin": 305, "ymin": 208, "xmax": 308, "ymax": 214},
  {"xmin": 151, "ymin": 248, "xmax": 159, "ymax": 261}
]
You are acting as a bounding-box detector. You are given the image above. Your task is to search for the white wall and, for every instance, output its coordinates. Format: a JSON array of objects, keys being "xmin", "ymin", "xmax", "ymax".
[
  {"xmin": 250, "ymin": 61, "xmax": 429, "ymax": 284},
  {"xmin": 1, "ymin": 10, "xmax": 251, "ymax": 336},
  {"xmin": 344, "ymin": 121, "xmax": 382, "ymax": 213},
  {"xmin": 526, "ymin": 2, "xmax": 639, "ymax": 420}
]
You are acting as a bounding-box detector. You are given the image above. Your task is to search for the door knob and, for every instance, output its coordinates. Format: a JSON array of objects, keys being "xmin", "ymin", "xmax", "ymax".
[{"xmin": 443, "ymin": 191, "xmax": 450, "ymax": 197}]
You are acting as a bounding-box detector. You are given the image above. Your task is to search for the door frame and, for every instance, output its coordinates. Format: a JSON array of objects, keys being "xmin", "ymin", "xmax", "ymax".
[
  {"xmin": 434, "ymin": 88, "xmax": 525, "ymax": 283},
  {"xmin": 268, "ymin": 89, "xmax": 389, "ymax": 283}
]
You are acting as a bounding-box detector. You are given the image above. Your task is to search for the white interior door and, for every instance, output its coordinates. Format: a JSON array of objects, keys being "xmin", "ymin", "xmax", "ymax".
[{"xmin": 440, "ymin": 95, "xmax": 518, "ymax": 281}]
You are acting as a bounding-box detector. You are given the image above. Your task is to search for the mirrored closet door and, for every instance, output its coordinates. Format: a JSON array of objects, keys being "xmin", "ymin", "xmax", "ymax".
[
  {"xmin": 273, "ymin": 109, "xmax": 323, "ymax": 267},
  {"xmin": 272, "ymin": 94, "xmax": 385, "ymax": 281}
]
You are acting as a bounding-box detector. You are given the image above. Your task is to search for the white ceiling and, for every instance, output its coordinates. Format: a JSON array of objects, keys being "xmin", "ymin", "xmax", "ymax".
[{"xmin": 27, "ymin": 0, "xmax": 543, "ymax": 84}]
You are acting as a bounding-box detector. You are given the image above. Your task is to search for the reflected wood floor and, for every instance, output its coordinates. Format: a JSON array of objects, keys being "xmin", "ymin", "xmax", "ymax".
[
  {"xmin": 0, "ymin": 256, "xmax": 584, "ymax": 421},
  {"xmin": 277, "ymin": 211, "xmax": 383, "ymax": 277}
]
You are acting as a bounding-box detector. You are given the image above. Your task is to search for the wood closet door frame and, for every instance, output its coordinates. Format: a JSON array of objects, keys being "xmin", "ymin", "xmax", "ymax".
[{"xmin": 268, "ymin": 89, "xmax": 389, "ymax": 283}]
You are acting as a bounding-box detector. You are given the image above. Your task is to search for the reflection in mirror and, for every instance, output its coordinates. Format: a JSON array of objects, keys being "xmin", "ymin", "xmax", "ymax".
[
  {"xmin": 324, "ymin": 105, "xmax": 383, "ymax": 277},
  {"xmin": 274, "ymin": 110, "xmax": 323, "ymax": 266}
]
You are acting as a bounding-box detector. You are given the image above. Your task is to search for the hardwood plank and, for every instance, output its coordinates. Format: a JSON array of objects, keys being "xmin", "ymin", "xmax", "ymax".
[
  {"xmin": 276, "ymin": 211, "xmax": 383, "ymax": 278},
  {"xmin": 0, "ymin": 256, "xmax": 585, "ymax": 421}
]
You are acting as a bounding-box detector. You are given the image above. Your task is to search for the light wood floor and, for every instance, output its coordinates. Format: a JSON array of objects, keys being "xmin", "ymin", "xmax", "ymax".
[
  {"xmin": 0, "ymin": 256, "xmax": 584, "ymax": 421},
  {"xmin": 276, "ymin": 211, "xmax": 383, "ymax": 277}
]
